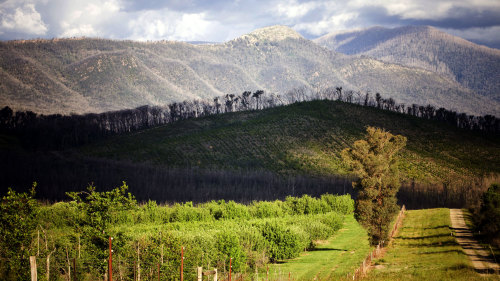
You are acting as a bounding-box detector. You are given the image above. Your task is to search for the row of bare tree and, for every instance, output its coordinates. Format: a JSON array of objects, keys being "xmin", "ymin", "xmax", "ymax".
[{"xmin": 0, "ymin": 86, "xmax": 498, "ymax": 150}]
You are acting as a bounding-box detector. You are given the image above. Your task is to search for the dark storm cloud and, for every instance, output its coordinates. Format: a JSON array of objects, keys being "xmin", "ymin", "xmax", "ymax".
[{"xmin": 352, "ymin": 5, "xmax": 500, "ymax": 30}]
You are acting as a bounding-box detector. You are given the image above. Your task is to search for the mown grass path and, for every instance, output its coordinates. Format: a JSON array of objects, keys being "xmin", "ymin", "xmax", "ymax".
[
  {"xmin": 266, "ymin": 214, "xmax": 370, "ymax": 280},
  {"xmin": 367, "ymin": 208, "xmax": 500, "ymax": 281}
]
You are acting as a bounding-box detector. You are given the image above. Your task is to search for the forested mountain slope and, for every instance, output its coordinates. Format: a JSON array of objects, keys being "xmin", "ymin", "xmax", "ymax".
[
  {"xmin": 80, "ymin": 100, "xmax": 500, "ymax": 186},
  {"xmin": 0, "ymin": 26, "xmax": 496, "ymax": 115},
  {"xmin": 315, "ymin": 26, "xmax": 500, "ymax": 101}
]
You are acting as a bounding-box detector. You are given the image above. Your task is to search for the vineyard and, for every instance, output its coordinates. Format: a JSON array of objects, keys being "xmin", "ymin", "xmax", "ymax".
[{"xmin": 0, "ymin": 183, "xmax": 357, "ymax": 280}]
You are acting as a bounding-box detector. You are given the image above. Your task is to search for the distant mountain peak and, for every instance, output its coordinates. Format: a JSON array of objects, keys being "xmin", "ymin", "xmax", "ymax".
[{"xmin": 239, "ymin": 25, "xmax": 303, "ymax": 42}]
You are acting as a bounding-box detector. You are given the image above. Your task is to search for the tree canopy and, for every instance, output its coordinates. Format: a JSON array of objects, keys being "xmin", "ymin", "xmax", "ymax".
[{"xmin": 341, "ymin": 127, "xmax": 407, "ymax": 245}]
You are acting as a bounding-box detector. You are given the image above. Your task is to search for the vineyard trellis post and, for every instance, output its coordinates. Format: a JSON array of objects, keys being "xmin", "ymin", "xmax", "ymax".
[
  {"xmin": 181, "ymin": 246, "xmax": 184, "ymax": 281},
  {"xmin": 109, "ymin": 236, "xmax": 113, "ymax": 281},
  {"xmin": 30, "ymin": 256, "xmax": 37, "ymax": 281},
  {"xmin": 196, "ymin": 266, "xmax": 218, "ymax": 281}
]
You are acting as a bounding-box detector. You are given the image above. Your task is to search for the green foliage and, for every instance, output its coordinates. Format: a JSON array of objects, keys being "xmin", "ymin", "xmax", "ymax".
[
  {"xmin": 478, "ymin": 183, "xmax": 500, "ymax": 239},
  {"xmin": 321, "ymin": 194, "xmax": 355, "ymax": 215},
  {"xmin": 320, "ymin": 212, "xmax": 344, "ymax": 232},
  {"xmin": 250, "ymin": 200, "xmax": 285, "ymax": 218},
  {"xmin": 215, "ymin": 230, "xmax": 245, "ymax": 271},
  {"xmin": 342, "ymin": 127, "xmax": 407, "ymax": 245},
  {"xmin": 0, "ymin": 183, "xmax": 38, "ymax": 281},
  {"xmin": 259, "ymin": 221, "xmax": 303, "ymax": 261},
  {"xmin": 170, "ymin": 201, "xmax": 212, "ymax": 222},
  {"xmin": 66, "ymin": 182, "xmax": 136, "ymax": 274},
  {"xmin": 81, "ymin": 100, "xmax": 500, "ymax": 193},
  {"xmin": 1, "ymin": 192, "xmax": 353, "ymax": 280}
]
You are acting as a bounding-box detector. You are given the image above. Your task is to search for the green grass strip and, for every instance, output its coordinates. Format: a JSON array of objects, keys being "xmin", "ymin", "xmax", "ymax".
[
  {"xmin": 265, "ymin": 214, "xmax": 370, "ymax": 280},
  {"xmin": 367, "ymin": 208, "xmax": 499, "ymax": 281}
]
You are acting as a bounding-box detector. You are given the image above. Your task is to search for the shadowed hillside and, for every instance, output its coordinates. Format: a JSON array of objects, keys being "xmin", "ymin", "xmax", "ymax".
[
  {"xmin": 79, "ymin": 100, "xmax": 499, "ymax": 184},
  {"xmin": 1, "ymin": 100, "xmax": 498, "ymax": 207}
]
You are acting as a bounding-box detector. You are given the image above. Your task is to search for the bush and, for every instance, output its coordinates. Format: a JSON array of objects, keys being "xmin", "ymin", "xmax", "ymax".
[
  {"xmin": 321, "ymin": 194, "xmax": 354, "ymax": 215},
  {"xmin": 215, "ymin": 230, "xmax": 246, "ymax": 271},
  {"xmin": 39, "ymin": 201, "xmax": 79, "ymax": 228},
  {"xmin": 320, "ymin": 212, "xmax": 344, "ymax": 231},
  {"xmin": 202, "ymin": 200, "xmax": 227, "ymax": 220},
  {"xmin": 250, "ymin": 200, "xmax": 284, "ymax": 218},
  {"xmin": 223, "ymin": 200, "xmax": 250, "ymax": 220},
  {"xmin": 299, "ymin": 220, "xmax": 332, "ymax": 241},
  {"xmin": 170, "ymin": 202, "xmax": 211, "ymax": 222},
  {"xmin": 259, "ymin": 221, "xmax": 302, "ymax": 261}
]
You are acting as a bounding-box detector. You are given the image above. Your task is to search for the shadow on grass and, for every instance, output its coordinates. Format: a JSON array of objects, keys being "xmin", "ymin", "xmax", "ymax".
[
  {"xmin": 445, "ymin": 263, "xmax": 499, "ymax": 274},
  {"xmin": 403, "ymin": 241, "xmax": 458, "ymax": 248},
  {"xmin": 423, "ymin": 225, "xmax": 450, "ymax": 230},
  {"xmin": 309, "ymin": 247, "xmax": 348, "ymax": 252},
  {"xmin": 397, "ymin": 233, "xmax": 452, "ymax": 240},
  {"xmin": 420, "ymin": 249, "xmax": 464, "ymax": 255}
]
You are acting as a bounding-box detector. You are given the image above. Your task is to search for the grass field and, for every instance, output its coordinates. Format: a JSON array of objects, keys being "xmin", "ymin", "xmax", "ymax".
[
  {"xmin": 367, "ymin": 208, "xmax": 499, "ymax": 281},
  {"xmin": 265, "ymin": 215, "xmax": 370, "ymax": 280}
]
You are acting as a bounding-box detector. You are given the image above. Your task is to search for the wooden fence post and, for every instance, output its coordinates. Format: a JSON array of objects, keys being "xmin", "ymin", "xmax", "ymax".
[
  {"xmin": 229, "ymin": 258, "xmax": 232, "ymax": 281},
  {"xmin": 109, "ymin": 237, "xmax": 113, "ymax": 281},
  {"xmin": 180, "ymin": 246, "xmax": 184, "ymax": 281},
  {"xmin": 197, "ymin": 267, "xmax": 203, "ymax": 281},
  {"xmin": 213, "ymin": 268, "xmax": 218, "ymax": 281},
  {"xmin": 30, "ymin": 256, "xmax": 37, "ymax": 281},
  {"xmin": 137, "ymin": 242, "xmax": 141, "ymax": 281}
]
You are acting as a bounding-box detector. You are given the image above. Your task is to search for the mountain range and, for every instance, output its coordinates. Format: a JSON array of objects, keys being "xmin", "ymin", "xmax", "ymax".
[
  {"xmin": 0, "ymin": 25, "xmax": 498, "ymax": 115},
  {"xmin": 314, "ymin": 25, "xmax": 500, "ymax": 102}
]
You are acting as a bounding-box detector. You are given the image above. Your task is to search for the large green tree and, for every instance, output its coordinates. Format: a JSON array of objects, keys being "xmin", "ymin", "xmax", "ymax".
[{"xmin": 341, "ymin": 127, "xmax": 407, "ymax": 245}]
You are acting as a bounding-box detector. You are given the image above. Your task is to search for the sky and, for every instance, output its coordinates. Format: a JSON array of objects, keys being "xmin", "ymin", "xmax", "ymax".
[{"xmin": 1, "ymin": 0, "xmax": 500, "ymax": 48}]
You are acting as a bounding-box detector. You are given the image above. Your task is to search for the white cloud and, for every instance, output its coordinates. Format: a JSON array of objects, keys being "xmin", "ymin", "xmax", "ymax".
[
  {"xmin": 275, "ymin": 0, "xmax": 319, "ymax": 19},
  {"xmin": 55, "ymin": 0, "xmax": 121, "ymax": 38},
  {"xmin": 0, "ymin": 2, "xmax": 48, "ymax": 35},
  {"xmin": 127, "ymin": 9, "xmax": 219, "ymax": 41},
  {"xmin": 293, "ymin": 12, "xmax": 358, "ymax": 35}
]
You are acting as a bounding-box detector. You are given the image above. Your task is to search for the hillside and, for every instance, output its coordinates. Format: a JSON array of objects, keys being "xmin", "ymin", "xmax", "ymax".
[
  {"xmin": 0, "ymin": 26, "xmax": 497, "ymax": 116},
  {"xmin": 80, "ymin": 100, "xmax": 500, "ymax": 186},
  {"xmin": 314, "ymin": 26, "xmax": 500, "ymax": 101}
]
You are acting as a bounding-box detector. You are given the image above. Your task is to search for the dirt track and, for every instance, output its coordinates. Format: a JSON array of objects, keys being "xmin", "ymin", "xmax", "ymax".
[{"xmin": 450, "ymin": 209, "xmax": 500, "ymax": 274}]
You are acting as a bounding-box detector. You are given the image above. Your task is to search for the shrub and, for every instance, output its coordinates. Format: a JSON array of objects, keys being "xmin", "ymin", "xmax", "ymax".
[
  {"xmin": 170, "ymin": 202, "xmax": 211, "ymax": 222},
  {"xmin": 250, "ymin": 200, "xmax": 284, "ymax": 218},
  {"xmin": 259, "ymin": 221, "xmax": 302, "ymax": 261},
  {"xmin": 320, "ymin": 212, "xmax": 344, "ymax": 231},
  {"xmin": 321, "ymin": 194, "xmax": 354, "ymax": 215},
  {"xmin": 215, "ymin": 230, "xmax": 246, "ymax": 271},
  {"xmin": 202, "ymin": 200, "xmax": 227, "ymax": 220},
  {"xmin": 223, "ymin": 200, "xmax": 250, "ymax": 220},
  {"xmin": 300, "ymin": 220, "xmax": 332, "ymax": 241}
]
